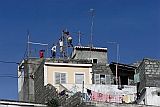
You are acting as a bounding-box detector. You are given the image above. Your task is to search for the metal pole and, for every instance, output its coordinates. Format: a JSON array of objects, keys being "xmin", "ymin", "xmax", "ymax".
[
  {"xmin": 116, "ymin": 43, "xmax": 119, "ymax": 85},
  {"xmin": 27, "ymin": 29, "xmax": 30, "ymax": 58},
  {"xmin": 82, "ymin": 81, "xmax": 84, "ymax": 104},
  {"xmin": 73, "ymin": 31, "xmax": 84, "ymax": 46},
  {"xmin": 46, "ymin": 45, "xmax": 48, "ymax": 58},
  {"xmin": 90, "ymin": 9, "xmax": 94, "ymax": 60},
  {"xmin": 78, "ymin": 31, "xmax": 81, "ymax": 46},
  {"xmin": 85, "ymin": 8, "xmax": 94, "ymax": 59},
  {"xmin": 90, "ymin": 8, "xmax": 94, "ymax": 47},
  {"xmin": 107, "ymin": 41, "xmax": 119, "ymax": 85}
]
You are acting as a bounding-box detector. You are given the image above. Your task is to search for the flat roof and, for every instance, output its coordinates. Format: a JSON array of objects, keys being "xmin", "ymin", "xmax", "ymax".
[
  {"xmin": 74, "ymin": 46, "xmax": 107, "ymax": 51},
  {"xmin": 45, "ymin": 62, "xmax": 92, "ymax": 67}
]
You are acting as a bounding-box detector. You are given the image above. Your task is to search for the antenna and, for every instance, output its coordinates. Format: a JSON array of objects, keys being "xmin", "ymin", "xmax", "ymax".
[
  {"xmin": 27, "ymin": 29, "xmax": 30, "ymax": 58},
  {"xmin": 73, "ymin": 31, "xmax": 84, "ymax": 46},
  {"xmin": 85, "ymin": 8, "xmax": 94, "ymax": 59},
  {"xmin": 85, "ymin": 8, "xmax": 94, "ymax": 47}
]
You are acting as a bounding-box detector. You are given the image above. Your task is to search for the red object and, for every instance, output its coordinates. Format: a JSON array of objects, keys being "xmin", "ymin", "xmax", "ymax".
[{"xmin": 39, "ymin": 50, "xmax": 44, "ymax": 58}]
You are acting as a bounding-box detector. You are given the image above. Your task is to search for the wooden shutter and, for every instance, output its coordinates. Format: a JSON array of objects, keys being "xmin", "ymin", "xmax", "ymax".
[
  {"xmin": 61, "ymin": 73, "xmax": 66, "ymax": 84},
  {"xmin": 55, "ymin": 72, "xmax": 60, "ymax": 84},
  {"xmin": 105, "ymin": 75, "xmax": 111, "ymax": 85},
  {"xmin": 94, "ymin": 74, "xmax": 100, "ymax": 84}
]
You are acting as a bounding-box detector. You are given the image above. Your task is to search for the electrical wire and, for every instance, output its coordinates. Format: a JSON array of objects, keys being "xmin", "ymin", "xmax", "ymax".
[
  {"xmin": 0, "ymin": 60, "xmax": 19, "ymax": 64},
  {"xmin": 23, "ymin": 43, "xmax": 28, "ymax": 60},
  {"xmin": 92, "ymin": 36, "xmax": 102, "ymax": 47},
  {"xmin": 0, "ymin": 73, "xmax": 35, "ymax": 79}
]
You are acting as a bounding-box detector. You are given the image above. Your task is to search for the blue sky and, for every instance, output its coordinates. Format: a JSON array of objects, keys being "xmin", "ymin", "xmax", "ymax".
[{"xmin": 0, "ymin": 0, "xmax": 159, "ymax": 100}]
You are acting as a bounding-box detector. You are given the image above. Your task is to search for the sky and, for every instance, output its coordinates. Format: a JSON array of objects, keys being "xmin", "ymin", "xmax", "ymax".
[{"xmin": 0, "ymin": 0, "xmax": 159, "ymax": 101}]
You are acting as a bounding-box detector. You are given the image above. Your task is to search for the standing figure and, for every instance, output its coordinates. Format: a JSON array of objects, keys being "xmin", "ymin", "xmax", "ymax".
[
  {"xmin": 62, "ymin": 29, "xmax": 73, "ymax": 47},
  {"xmin": 51, "ymin": 44, "xmax": 57, "ymax": 58},
  {"xmin": 67, "ymin": 35, "xmax": 73, "ymax": 47},
  {"xmin": 59, "ymin": 37, "xmax": 63, "ymax": 57},
  {"xmin": 39, "ymin": 50, "xmax": 44, "ymax": 58}
]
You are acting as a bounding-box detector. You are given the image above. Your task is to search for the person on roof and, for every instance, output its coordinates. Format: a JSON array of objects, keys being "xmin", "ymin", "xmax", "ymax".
[
  {"xmin": 51, "ymin": 44, "xmax": 57, "ymax": 58},
  {"xmin": 67, "ymin": 34, "xmax": 73, "ymax": 47},
  {"xmin": 62, "ymin": 29, "xmax": 73, "ymax": 47},
  {"xmin": 59, "ymin": 37, "xmax": 63, "ymax": 57},
  {"xmin": 39, "ymin": 50, "xmax": 44, "ymax": 58}
]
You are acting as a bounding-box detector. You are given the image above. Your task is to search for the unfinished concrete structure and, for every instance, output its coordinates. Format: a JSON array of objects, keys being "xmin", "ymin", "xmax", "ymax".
[
  {"xmin": 18, "ymin": 46, "xmax": 110, "ymax": 103},
  {"xmin": 18, "ymin": 46, "xmax": 138, "ymax": 106},
  {"xmin": 70, "ymin": 46, "xmax": 108, "ymax": 63},
  {"xmin": 109, "ymin": 62, "xmax": 137, "ymax": 85},
  {"xmin": 136, "ymin": 58, "xmax": 160, "ymax": 106}
]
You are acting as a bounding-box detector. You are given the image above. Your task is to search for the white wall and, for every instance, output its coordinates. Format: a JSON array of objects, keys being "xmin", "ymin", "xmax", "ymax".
[
  {"xmin": 60, "ymin": 84, "xmax": 136, "ymax": 95},
  {"xmin": 145, "ymin": 87, "xmax": 160, "ymax": 106}
]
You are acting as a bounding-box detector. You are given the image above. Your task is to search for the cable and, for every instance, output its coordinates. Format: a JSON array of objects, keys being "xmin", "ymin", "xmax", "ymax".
[
  {"xmin": 0, "ymin": 60, "xmax": 19, "ymax": 64},
  {"xmin": 23, "ymin": 43, "xmax": 28, "ymax": 60},
  {"xmin": 92, "ymin": 36, "xmax": 102, "ymax": 47},
  {"xmin": 0, "ymin": 73, "xmax": 35, "ymax": 79},
  {"xmin": 0, "ymin": 75, "xmax": 18, "ymax": 78}
]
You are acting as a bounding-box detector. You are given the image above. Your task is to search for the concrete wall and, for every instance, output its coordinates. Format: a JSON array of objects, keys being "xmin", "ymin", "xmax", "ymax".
[
  {"xmin": 145, "ymin": 87, "xmax": 160, "ymax": 106},
  {"xmin": 60, "ymin": 84, "xmax": 136, "ymax": 96},
  {"xmin": 18, "ymin": 58, "xmax": 46, "ymax": 102},
  {"xmin": 34, "ymin": 61, "xmax": 45, "ymax": 103},
  {"xmin": 137, "ymin": 58, "xmax": 160, "ymax": 92},
  {"xmin": 79, "ymin": 101, "xmax": 157, "ymax": 107},
  {"xmin": 136, "ymin": 58, "xmax": 160, "ymax": 106},
  {"xmin": 137, "ymin": 87, "xmax": 160, "ymax": 106},
  {"xmin": 18, "ymin": 72, "xmax": 24, "ymax": 101},
  {"xmin": 18, "ymin": 58, "xmax": 92, "ymax": 102},
  {"xmin": 92, "ymin": 63, "xmax": 114, "ymax": 84},
  {"xmin": 70, "ymin": 48, "xmax": 108, "ymax": 64}
]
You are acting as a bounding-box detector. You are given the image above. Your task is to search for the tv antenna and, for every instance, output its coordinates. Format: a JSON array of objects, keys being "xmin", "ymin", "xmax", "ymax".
[
  {"xmin": 84, "ymin": 8, "xmax": 94, "ymax": 47},
  {"xmin": 73, "ymin": 31, "xmax": 84, "ymax": 46}
]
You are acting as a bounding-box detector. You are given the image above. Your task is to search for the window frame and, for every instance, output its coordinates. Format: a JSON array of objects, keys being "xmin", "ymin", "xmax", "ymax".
[
  {"xmin": 74, "ymin": 72, "xmax": 85, "ymax": 84},
  {"xmin": 94, "ymin": 74, "xmax": 111, "ymax": 85},
  {"xmin": 54, "ymin": 72, "xmax": 67, "ymax": 85}
]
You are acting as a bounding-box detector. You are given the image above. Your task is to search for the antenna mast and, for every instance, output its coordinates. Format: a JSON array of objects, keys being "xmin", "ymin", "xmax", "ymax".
[
  {"xmin": 85, "ymin": 8, "xmax": 94, "ymax": 59},
  {"xmin": 90, "ymin": 8, "xmax": 94, "ymax": 47},
  {"xmin": 27, "ymin": 29, "xmax": 30, "ymax": 58},
  {"xmin": 73, "ymin": 31, "xmax": 84, "ymax": 46}
]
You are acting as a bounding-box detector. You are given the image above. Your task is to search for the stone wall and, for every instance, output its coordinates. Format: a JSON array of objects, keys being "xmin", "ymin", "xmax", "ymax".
[
  {"xmin": 92, "ymin": 63, "xmax": 114, "ymax": 84},
  {"xmin": 34, "ymin": 61, "xmax": 45, "ymax": 103},
  {"xmin": 19, "ymin": 58, "xmax": 44, "ymax": 102},
  {"xmin": 70, "ymin": 48, "xmax": 108, "ymax": 64},
  {"xmin": 137, "ymin": 58, "xmax": 160, "ymax": 92},
  {"xmin": 78, "ymin": 101, "xmax": 157, "ymax": 107},
  {"xmin": 44, "ymin": 84, "xmax": 69, "ymax": 106}
]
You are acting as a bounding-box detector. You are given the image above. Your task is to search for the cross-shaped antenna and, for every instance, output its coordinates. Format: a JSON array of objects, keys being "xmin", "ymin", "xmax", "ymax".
[{"xmin": 73, "ymin": 31, "xmax": 84, "ymax": 46}]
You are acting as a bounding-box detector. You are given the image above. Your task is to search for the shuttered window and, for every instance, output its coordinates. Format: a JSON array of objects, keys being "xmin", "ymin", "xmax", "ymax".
[
  {"xmin": 94, "ymin": 74, "xmax": 100, "ymax": 84},
  {"xmin": 55, "ymin": 72, "xmax": 66, "ymax": 85},
  {"xmin": 105, "ymin": 75, "xmax": 111, "ymax": 85},
  {"xmin": 75, "ymin": 73, "xmax": 84, "ymax": 84},
  {"xmin": 94, "ymin": 74, "xmax": 111, "ymax": 85}
]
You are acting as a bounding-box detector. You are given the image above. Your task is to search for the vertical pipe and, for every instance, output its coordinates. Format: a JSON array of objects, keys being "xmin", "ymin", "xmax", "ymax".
[
  {"xmin": 82, "ymin": 81, "xmax": 84, "ymax": 104},
  {"xmin": 46, "ymin": 45, "xmax": 48, "ymax": 58},
  {"xmin": 116, "ymin": 64, "xmax": 118, "ymax": 85}
]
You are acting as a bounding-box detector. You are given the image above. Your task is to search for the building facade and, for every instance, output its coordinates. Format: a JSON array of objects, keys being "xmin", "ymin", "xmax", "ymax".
[
  {"xmin": 18, "ymin": 46, "xmax": 109, "ymax": 103},
  {"xmin": 136, "ymin": 58, "xmax": 160, "ymax": 106}
]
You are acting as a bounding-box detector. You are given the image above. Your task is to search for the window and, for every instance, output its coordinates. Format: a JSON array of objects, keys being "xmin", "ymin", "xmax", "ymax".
[
  {"xmin": 75, "ymin": 73, "xmax": 84, "ymax": 84},
  {"xmin": 94, "ymin": 74, "xmax": 111, "ymax": 85},
  {"xmin": 55, "ymin": 72, "xmax": 66, "ymax": 85},
  {"xmin": 92, "ymin": 59, "xmax": 98, "ymax": 63}
]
